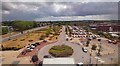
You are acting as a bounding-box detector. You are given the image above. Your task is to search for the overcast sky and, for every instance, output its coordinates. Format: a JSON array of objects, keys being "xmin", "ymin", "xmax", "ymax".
[{"xmin": 2, "ymin": 1, "xmax": 119, "ymax": 21}]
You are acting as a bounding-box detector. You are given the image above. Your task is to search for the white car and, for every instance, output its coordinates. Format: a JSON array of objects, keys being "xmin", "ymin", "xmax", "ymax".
[
  {"xmin": 77, "ymin": 62, "xmax": 83, "ymax": 66},
  {"xmin": 30, "ymin": 45, "xmax": 35, "ymax": 48},
  {"xmin": 27, "ymin": 47, "xmax": 30, "ymax": 50},
  {"xmin": 30, "ymin": 48, "xmax": 33, "ymax": 51},
  {"xmin": 82, "ymin": 47, "xmax": 88, "ymax": 53}
]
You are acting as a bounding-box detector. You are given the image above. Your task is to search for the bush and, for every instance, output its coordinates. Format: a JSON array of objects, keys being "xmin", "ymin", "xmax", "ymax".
[
  {"xmin": 39, "ymin": 35, "xmax": 45, "ymax": 40},
  {"xmin": 91, "ymin": 44, "xmax": 97, "ymax": 50},
  {"xmin": 20, "ymin": 38, "xmax": 25, "ymax": 41},
  {"xmin": 49, "ymin": 45, "xmax": 73, "ymax": 57},
  {"xmin": 13, "ymin": 39, "xmax": 17, "ymax": 41},
  {"xmin": 86, "ymin": 40, "xmax": 90, "ymax": 47},
  {"xmin": 12, "ymin": 20, "xmax": 37, "ymax": 31},
  {"xmin": 2, "ymin": 46, "xmax": 22, "ymax": 51},
  {"xmin": 2, "ymin": 27, "xmax": 9, "ymax": 35}
]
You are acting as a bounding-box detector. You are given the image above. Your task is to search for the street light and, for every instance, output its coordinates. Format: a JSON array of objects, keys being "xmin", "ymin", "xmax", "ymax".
[
  {"xmin": 110, "ymin": 57, "xmax": 113, "ymax": 64},
  {"xmin": 89, "ymin": 48, "xmax": 92, "ymax": 65},
  {"xmin": 97, "ymin": 38, "xmax": 101, "ymax": 56},
  {"xmin": 95, "ymin": 57, "xmax": 101, "ymax": 66},
  {"xmin": 99, "ymin": 60, "xmax": 105, "ymax": 66},
  {"xmin": 8, "ymin": 26, "xmax": 13, "ymax": 40}
]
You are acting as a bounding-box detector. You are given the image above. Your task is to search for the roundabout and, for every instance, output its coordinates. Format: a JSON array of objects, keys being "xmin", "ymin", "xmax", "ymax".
[
  {"xmin": 49, "ymin": 45, "xmax": 73, "ymax": 57},
  {"xmin": 37, "ymin": 26, "xmax": 91, "ymax": 64}
]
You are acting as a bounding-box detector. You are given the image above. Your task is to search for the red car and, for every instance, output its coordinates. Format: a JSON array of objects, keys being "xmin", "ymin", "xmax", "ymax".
[
  {"xmin": 108, "ymin": 40, "xmax": 117, "ymax": 44},
  {"xmin": 112, "ymin": 40, "xmax": 117, "ymax": 44}
]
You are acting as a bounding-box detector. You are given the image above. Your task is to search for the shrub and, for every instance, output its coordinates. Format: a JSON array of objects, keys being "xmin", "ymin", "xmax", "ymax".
[
  {"xmin": 91, "ymin": 44, "xmax": 97, "ymax": 50},
  {"xmin": 39, "ymin": 35, "xmax": 45, "ymax": 40},
  {"xmin": 2, "ymin": 46, "xmax": 22, "ymax": 51},
  {"xmin": 86, "ymin": 40, "xmax": 90, "ymax": 47},
  {"xmin": 2, "ymin": 27, "xmax": 9, "ymax": 35},
  {"xmin": 20, "ymin": 38, "xmax": 25, "ymax": 41},
  {"xmin": 13, "ymin": 39, "xmax": 17, "ymax": 41}
]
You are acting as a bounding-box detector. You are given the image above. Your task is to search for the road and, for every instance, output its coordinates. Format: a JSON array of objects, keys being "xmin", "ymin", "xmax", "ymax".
[
  {"xmin": 38, "ymin": 26, "xmax": 119, "ymax": 64},
  {"xmin": 1, "ymin": 26, "xmax": 47, "ymax": 42},
  {"xmin": 38, "ymin": 26, "xmax": 97, "ymax": 64}
]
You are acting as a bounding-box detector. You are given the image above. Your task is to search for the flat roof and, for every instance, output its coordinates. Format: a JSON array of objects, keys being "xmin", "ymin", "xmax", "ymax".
[{"xmin": 43, "ymin": 58, "xmax": 75, "ymax": 64}]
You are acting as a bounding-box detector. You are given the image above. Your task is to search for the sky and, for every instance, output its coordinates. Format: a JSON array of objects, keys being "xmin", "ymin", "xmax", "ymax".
[{"xmin": 1, "ymin": 0, "xmax": 119, "ymax": 21}]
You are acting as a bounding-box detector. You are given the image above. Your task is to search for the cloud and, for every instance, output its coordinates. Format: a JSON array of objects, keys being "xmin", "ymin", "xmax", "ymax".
[
  {"xmin": 2, "ymin": 2, "xmax": 118, "ymax": 21},
  {"xmin": 2, "ymin": 0, "xmax": 120, "ymax": 2},
  {"xmin": 35, "ymin": 15, "xmax": 118, "ymax": 21}
]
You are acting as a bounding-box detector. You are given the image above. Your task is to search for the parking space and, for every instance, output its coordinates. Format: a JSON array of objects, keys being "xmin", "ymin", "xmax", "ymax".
[{"xmin": 17, "ymin": 41, "xmax": 57, "ymax": 58}]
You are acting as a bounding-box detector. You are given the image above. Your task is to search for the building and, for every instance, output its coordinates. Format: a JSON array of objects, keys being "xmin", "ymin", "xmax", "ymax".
[
  {"xmin": 90, "ymin": 23, "xmax": 120, "ymax": 32},
  {"xmin": 43, "ymin": 58, "xmax": 75, "ymax": 65}
]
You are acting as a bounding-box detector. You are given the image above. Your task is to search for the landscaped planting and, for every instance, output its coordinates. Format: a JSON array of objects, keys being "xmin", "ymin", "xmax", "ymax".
[{"xmin": 49, "ymin": 45, "xmax": 73, "ymax": 57}]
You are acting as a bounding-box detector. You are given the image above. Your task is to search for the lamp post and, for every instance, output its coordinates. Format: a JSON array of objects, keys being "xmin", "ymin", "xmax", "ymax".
[
  {"xmin": 90, "ymin": 53, "xmax": 92, "ymax": 64},
  {"xmin": 110, "ymin": 57, "xmax": 113, "ymax": 64},
  {"xmin": 95, "ymin": 57, "xmax": 101, "ymax": 66},
  {"xmin": 7, "ymin": 26, "xmax": 10, "ymax": 40},
  {"xmin": 89, "ymin": 48, "xmax": 92, "ymax": 66},
  {"xmin": 97, "ymin": 38, "xmax": 101, "ymax": 56},
  {"xmin": 8, "ymin": 26, "xmax": 13, "ymax": 40},
  {"xmin": 99, "ymin": 60, "xmax": 105, "ymax": 66}
]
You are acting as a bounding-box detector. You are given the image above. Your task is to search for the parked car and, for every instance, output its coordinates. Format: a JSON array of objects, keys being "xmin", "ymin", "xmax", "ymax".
[
  {"xmin": 70, "ymin": 38, "xmax": 73, "ymax": 40},
  {"xmin": 87, "ymin": 37, "xmax": 92, "ymax": 40},
  {"xmin": 112, "ymin": 40, "xmax": 117, "ymax": 44},
  {"xmin": 43, "ymin": 40, "xmax": 47, "ymax": 42},
  {"xmin": 82, "ymin": 47, "xmax": 88, "ymax": 53},
  {"xmin": 30, "ymin": 45, "xmax": 35, "ymax": 49},
  {"xmin": 77, "ymin": 62, "xmax": 83, "ymax": 66},
  {"xmin": 26, "ymin": 48, "xmax": 33, "ymax": 52},
  {"xmin": 35, "ymin": 42, "xmax": 40, "ymax": 45},
  {"xmin": 31, "ymin": 44, "xmax": 37, "ymax": 47},
  {"xmin": 92, "ymin": 36, "xmax": 96, "ymax": 39},
  {"xmin": 27, "ymin": 47, "xmax": 31, "ymax": 50},
  {"xmin": 30, "ymin": 48, "xmax": 34, "ymax": 51},
  {"xmin": 29, "ymin": 40, "xmax": 33, "ymax": 42},
  {"xmin": 66, "ymin": 38, "xmax": 69, "ymax": 41},
  {"xmin": 108, "ymin": 40, "xmax": 112, "ymax": 43},
  {"xmin": 43, "ymin": 55, "xmax": 51, "ymax": 58}
]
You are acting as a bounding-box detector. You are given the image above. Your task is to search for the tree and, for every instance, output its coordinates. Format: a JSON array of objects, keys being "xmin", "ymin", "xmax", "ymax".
[
  {"xmin": 2, "ymin": 27, "xmax": 9, "ymax": 35},
  {"xmin": 45, "ymin": 27, "xmax": 51, "ymax": 37},
  {"xmin": 12, "ymin": 20, "xmax": 35, "ymax": 31},
  {"xmin": 97, "ymin": 49, "xmax": 101, "ymax": 56},
  {"xmin": 91, "ymin": 44, "xmax": 97, "ymax": 50},
  {"xmin": 39, "ymin": 35, "xmax": 45, "ymax": 40},
  {"xmin": 86, "ymin": 40, "xmax": 90, "ymax": 47}
]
